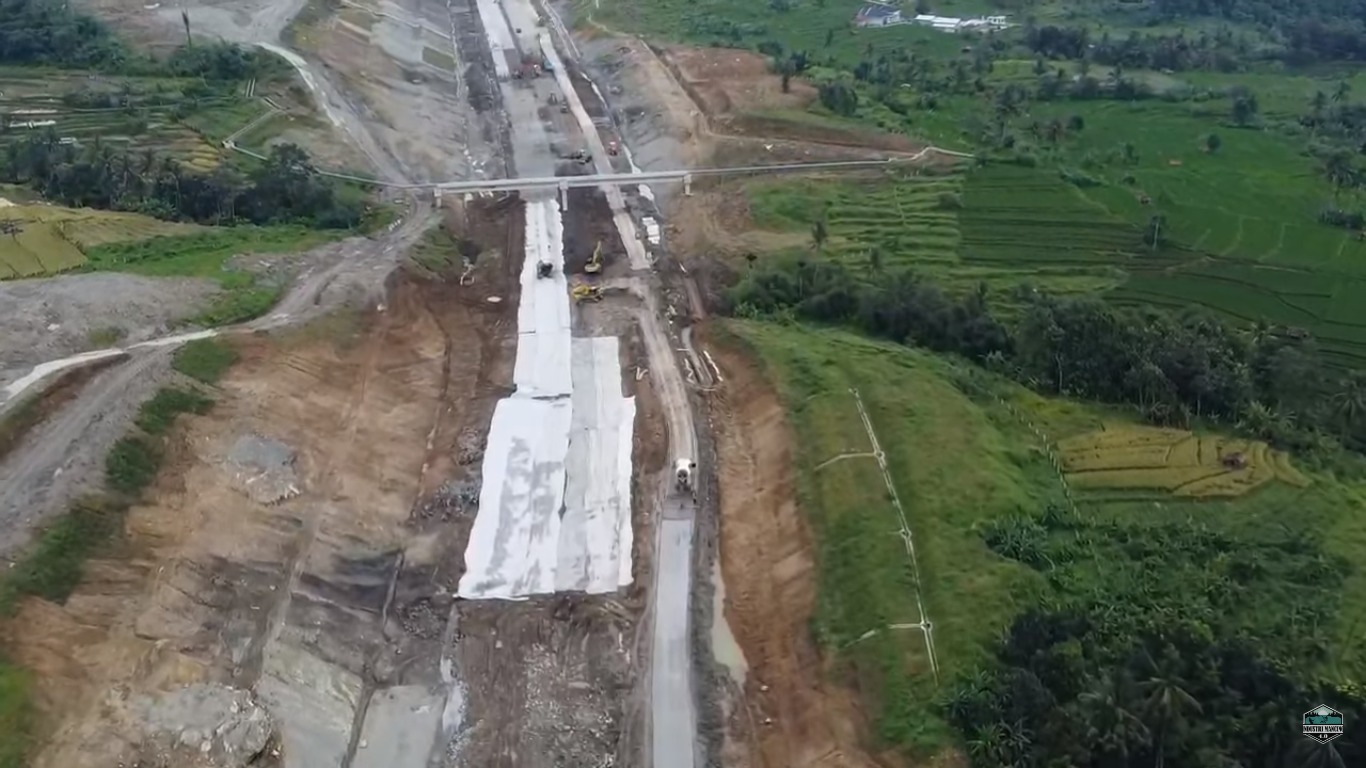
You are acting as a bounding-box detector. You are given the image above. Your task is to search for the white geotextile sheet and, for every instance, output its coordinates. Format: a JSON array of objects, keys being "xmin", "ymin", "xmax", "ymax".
[
  {"xmin": 559, "ymin": 338, "xmax": 636, "ymax": 593},
  {"xmin": 474, "ymin": 0, "xmax": 515, "ymax": 80},
  {"xmin": 513, "ymin": 200, "xmax": 572, "ymax": 397},
  {"xmin": 459, "ymin": 201, "xmax": 636, "ymax": 599},
  {"xmin": 458, "ymin": 397, "xmax": 573, "ymax": 599}
]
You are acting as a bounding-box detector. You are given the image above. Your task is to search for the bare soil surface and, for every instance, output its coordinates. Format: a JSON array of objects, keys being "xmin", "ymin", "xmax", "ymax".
[
  {"xmin": 2, "ymin": 237, "xmax": 516, "ymax": 767},
  {"xmin": 2, "ymin": 189, "xmax": 665, "ymax": 767},
  {"xmin": 662, "ymin": 46, "xmax": 816, "ymax": 117},
  {"xmin": 668, "ymin": 185, "xmax": 813, "ymax": 259},
  {"xmin": 707, "ymin": 331, "xmax": 903, "ymax": 768},
  {"xmin": 291, "ymin": 0, "xmax": 504, "ymax": 183},
  {"xmin": 0, "ymin": 273, "xmax": 220, "ymax": 391}
]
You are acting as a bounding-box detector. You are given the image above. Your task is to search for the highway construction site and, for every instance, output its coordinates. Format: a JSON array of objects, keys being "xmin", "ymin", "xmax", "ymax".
[{"xmin": 0, "ymin": 0, "xmax": 940, "ymax": 765}]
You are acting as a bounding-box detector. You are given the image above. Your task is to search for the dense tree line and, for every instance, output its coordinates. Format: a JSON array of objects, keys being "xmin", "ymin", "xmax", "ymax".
[
  {"xmin": 729, "ymin": 258, "xmax": 1366, "ymax": 453},
  {"xmin": 0, "ymin": 0, "xmax": 124, "ymax": 69},
  {"xmin": 0, "ymin": 0, "xmax": 356, "ymax": 230},
  {"xmin": 0, "ymin": 133, "xmax": 361, "ymax": 228},
  {"xmin": 0, "ymin": 0, "xmax": 282, "ymax": 79},
  {"xmin": 953, "ymin": 503, "xmax": 1364, "ymax": 768},
  {"xmin": 1025, "ymin": 25, "xmax": 1250, "ymax": 72}
]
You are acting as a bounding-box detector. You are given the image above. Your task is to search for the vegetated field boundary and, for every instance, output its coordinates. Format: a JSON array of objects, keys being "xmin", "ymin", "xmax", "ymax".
[{"xmin": 0, "ymin": 338, "xmax": 239, "ymax": 768}]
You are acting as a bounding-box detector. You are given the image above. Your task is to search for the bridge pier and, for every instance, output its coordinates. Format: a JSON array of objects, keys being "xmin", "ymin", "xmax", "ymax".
[{"xmin": 683, "ymin": 173, "xmax": 692, "ymax": 196}]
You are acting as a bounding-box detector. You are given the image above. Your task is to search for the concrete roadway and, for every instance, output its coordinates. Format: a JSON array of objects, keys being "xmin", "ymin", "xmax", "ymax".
[{"xmin": 533, "ymin": 11, "xmax": 703, "ymax": 766}]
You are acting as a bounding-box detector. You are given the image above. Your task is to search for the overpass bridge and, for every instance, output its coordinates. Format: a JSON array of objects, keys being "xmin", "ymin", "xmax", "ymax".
[
  {"xmin": 227, "ymin": 142, "xmax": 969, "ymax": 195},
  {"xmin": 432, "ymin": 157, "xmax": 905, "ymax": 196}
]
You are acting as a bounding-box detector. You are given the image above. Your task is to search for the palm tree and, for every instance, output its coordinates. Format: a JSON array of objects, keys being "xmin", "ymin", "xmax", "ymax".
[
  {"xmin": 1322, "ymin": 150, "xmax": 1356, "ymax": 194},
  {"xmin": 1081, "ymin": 673, "xmax": 1151, "ymax": 761},
  {"xmin": 811, "ymin": 219, "xmax": 828, "ymax": 253},
  {"xmin": 1312, "ymin": 89, "xmax": 1329, "ymax": 116},
  {"xmin": 1138, "ymin": 652, "xmax": 1202, "ymax": 768},
  {"xmin": 1331, "ymin": 370, "xmax": 1366, "ymax": 439},
  {"xmin": 967, "ymin": 723, "xmax": 1009, "ymax": 765}
]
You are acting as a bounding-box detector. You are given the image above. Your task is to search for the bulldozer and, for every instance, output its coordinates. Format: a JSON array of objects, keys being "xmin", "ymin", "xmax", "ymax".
[
  {"xmin": 584, "ymin": 241, "xmax": 603, "ymax": 275},
  {"xmin": 571, "ymin": 283, "xmax": 603, "ymax": 303}
]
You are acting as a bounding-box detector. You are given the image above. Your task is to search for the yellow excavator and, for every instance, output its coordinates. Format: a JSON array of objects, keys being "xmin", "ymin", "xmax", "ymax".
[
  {"xmin": 584, "ymin": 241, "xmax": 603, "ymax": 275},
  {"xmin": 571, "ymin": 283, "xmax": 603, "ymax": 303}
]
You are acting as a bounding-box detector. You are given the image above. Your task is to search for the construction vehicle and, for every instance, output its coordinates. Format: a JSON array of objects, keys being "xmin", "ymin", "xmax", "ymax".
[
  {"xmin": 537, "ymin": 260, "xmax": 552, "ymax": 279},
  {"xmin": 571, "ymin": 283, "xmax": 602, "ymax": 303},
  {"xmin": 584, "ymin": 241, "xmax": 603, "ymax": 274},
  {"xmin": 675, "ymin": 459, "xmax": 697, "ymax": 497}
]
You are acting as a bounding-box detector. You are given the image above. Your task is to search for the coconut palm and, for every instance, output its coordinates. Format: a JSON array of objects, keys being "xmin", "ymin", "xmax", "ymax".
[
  {"xmin": 1081, "ymin": 674, "xmax": 1151, "ymax": 761},
  {"xmin": 1332, "ymin": 370, "xmax": 1366, "ymax": 438}
]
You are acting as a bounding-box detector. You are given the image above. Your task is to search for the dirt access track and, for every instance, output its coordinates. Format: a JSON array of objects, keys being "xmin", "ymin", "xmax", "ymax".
[{"xmin": 2, "ymin": 196, "xmax": 665, "ymax": 768}]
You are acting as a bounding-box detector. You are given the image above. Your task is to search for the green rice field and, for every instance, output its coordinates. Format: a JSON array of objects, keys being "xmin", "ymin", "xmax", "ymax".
[{"xmin": 0, "ymin": 205, "xmax": 202, "ymax": 278}]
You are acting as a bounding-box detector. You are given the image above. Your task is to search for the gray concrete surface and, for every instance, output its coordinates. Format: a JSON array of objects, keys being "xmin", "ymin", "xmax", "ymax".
[
  {"xmin": 651, "ymin": 516, "xmax": 697, "ymax": 768},
  {"xmin": 256, "ymin": 642, "xmax": 364, "ymax": 768},
  {"xmin": 350, "ymin": 686, "xmax": 445, "ymax": 768}
]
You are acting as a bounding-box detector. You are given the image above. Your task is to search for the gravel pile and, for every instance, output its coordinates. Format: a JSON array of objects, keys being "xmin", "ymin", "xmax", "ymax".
[
  {"xmin": 226, "ymin": 435, "xmax": 300, "ymax": 505},
  {"xmin": 129, "ymin": 684, "xmax": 276, "ymax": 767}
]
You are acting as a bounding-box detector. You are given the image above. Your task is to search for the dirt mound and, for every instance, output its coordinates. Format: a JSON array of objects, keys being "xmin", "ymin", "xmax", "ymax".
[{"xmin": 707, "ymin": 330, "xmax": 901, "ymax": 768}]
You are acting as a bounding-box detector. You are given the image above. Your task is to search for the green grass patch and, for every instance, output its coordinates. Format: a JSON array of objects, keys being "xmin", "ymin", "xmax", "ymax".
[
  {"xmin": 105, "ymin": 435, "xmax": 163, "ymax": 496},
  {"xmin": 726, "ymin": 320, "xmax": 1056, "ymax": 756},
  {"xmin": 0, "ymin": 497, "xmax": 125, "ymax": 612},
  {"xmin": 84, "ymin": 226, "xmax": 336, "ymax": 325},
  {"xmin": 411, "ymin": 227, "xmax": 463, "ymax": 272},
  {"xmin": 134, "ymin": 387, "xmax": 214, "ymax": 436},
  {"xmin": 173, "ymin": 338, "xmax": 240, "ymax": 384},
  {"xmin": 0, "ymin": 658, "xmax": 31, "ymax": 768}
]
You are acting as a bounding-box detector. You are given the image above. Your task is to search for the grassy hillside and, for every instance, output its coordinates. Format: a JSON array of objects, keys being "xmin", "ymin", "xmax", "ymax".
[{"xmin": 728, "ymin": 319, "xmax": 1366, "ymax": 758}]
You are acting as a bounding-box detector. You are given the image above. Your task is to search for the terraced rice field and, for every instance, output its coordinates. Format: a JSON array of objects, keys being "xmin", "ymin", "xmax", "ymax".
[
  {"xmin": 1058, "ymin": 425, "xmax": 1309, "ymax": 499},
  {"xmin": 0, "ymin": 205, "xmax": 202, "ymax": 278},
  {"xmin": 748, "ymin": 171, "xmax": 962, "ymax": 263},
  {"xmin": 0, "ymin": 70, "xmax": 244, "ymax": 169}
]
